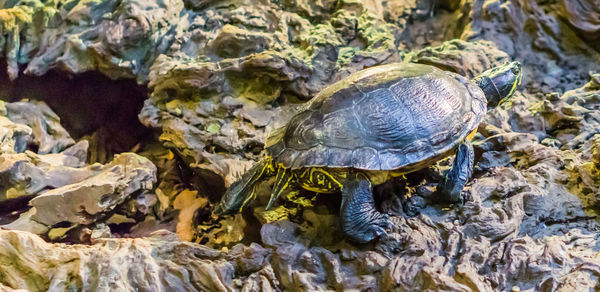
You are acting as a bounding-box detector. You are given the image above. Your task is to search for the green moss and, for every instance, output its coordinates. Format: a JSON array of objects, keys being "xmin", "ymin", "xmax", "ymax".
[
  {"xmin": 227, "ymin": 72, "xmax": 282, "ymax": 104},
  {"xmin": 306, "ymin": 23, "xmax": 343, "ymax": 47},
  {"xmin": 47, "ymin": 225, "xmax": 75, "ymax": 241},
  {"xmin": 334, "ymin": 10, "xmax": 397, "ymax": 68},
  {"xmin": 337, "ymin": 46, "xmax": 358, "ymax": 66},
  {"xmin": 527, "ymin": 100, "xmax": 546, "ymax": 116},
  {"xmin": 206, "ymin": 122, "xmax": 220, "ymax": 133},
  {"xmin": 164, "ymin": 100, "xmax": 183, "ymax": 117}
]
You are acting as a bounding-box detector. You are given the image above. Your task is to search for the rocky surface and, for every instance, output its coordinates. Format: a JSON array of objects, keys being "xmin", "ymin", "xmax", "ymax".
[
  {"xmin": 1, "ymin": 0, "xmax": 600, "ymax": 291},
  {"xmin": 0, "ymin": 99, "xmax": 157, "ymax": 242}
]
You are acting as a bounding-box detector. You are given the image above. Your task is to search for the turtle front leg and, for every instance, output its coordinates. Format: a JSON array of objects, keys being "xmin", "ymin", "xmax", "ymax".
[
  {"xmin": 340, "ymin": 173, "xmax": 390, "ymax": 243},
  {"xmin": 266, "ymin": 167, "xmax": 293, "ymax": 210},
  {"xmin": 438, "ymin": 139, "xmax": 474, "ymax": 203},
  {"xmin": 214, "ymin": 158, "xmax": 274, "ymax": 215}
]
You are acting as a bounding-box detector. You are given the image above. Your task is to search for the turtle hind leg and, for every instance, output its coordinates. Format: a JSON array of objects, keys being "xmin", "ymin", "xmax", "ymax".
[
  {"xmin": 438, "ymin": 140, "xmax": 474, "ymax": 203},
  {"xmin": 214, "ymin": 158, "xmax": 274, "ymax": 215},
  {"xmin": 340, "ymin": 173, "xmax": 391, "ymax": 243}
]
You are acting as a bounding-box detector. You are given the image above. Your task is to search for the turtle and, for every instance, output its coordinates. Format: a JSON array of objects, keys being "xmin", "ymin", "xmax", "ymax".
[{"xmin": 214, "ymin": 61, "xmax": 523, "ymax": 243}]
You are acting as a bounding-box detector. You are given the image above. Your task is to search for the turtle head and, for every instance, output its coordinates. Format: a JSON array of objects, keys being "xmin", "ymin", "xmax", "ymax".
[{"xmin": 473, "ymin": 61, "xmax": 523, "ymax": 108}]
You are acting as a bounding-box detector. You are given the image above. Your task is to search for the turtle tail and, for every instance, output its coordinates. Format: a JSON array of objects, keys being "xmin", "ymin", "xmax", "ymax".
[{"xmin": 214, "ymin": 158, "xmax": 274, "ymax": 215}]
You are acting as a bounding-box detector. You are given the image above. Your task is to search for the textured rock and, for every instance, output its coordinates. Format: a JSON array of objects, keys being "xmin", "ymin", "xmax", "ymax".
[
  {"xmin": 0, "ymin": 100, "xmax": 74, "ymax": 154},
  {"xmin": 0, "ymin": 100, "xmax": 157, "ymax": 242},
  {"xmin": 0, "ymin": 114, "xmax": 31, "ymax": 154},
  {"xmin": 2, "ymin": 101, "xmax": 74, "ymax": 154},
  {"xmin": 1, "ymin": 149, "xmax": 157, "ymax": 239},
  {"xmin": 0, "ymin": 229, "xmax": 233, "ymax": 291},
  {"xmin": 0, "ymin": 140, "xmax": 88, "ymax": 201},
  {"xmin": 1, "ymin": 0, "xmax": 600, "ymax": 291},
  {"xmin": 559, "ymin": 0, "xmax": 600, "ymax": 41},
  {"xmin": 27, "ymin": 152, "xmax": 156, "ymax": 227},
  {"xmin": 463, "ymin": 0, "xmax": 600, "ymax": 93},
  {"xmin": 407, "ymin": 39, "xmax": 510, "ymax": 78}
]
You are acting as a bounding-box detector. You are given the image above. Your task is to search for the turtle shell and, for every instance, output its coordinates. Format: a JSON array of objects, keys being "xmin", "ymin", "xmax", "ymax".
[{"xmin": 266, "ymin": 63, "xmax": 487, "ymax": 171}]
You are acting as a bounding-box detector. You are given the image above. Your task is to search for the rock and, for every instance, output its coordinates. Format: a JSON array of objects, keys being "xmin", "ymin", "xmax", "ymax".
[
  {"xmin": 359, "ymin": 251, "xmax": 389, "ymax": 273},
  {"xmin": 0, "ymin": 229, "xmax": 233, "ymax": 291},
  {"xmin": 3, "ymin": 100, "xmax": 75, "ymax": 154},
  {"xmin": 559, "ymin": 0, "xmax": 600, "ymax": 41},
  {"xmin": 229, "ymin": 242, "xmax": 271, "ymax": 274},
  {"xmin": 2, "ymin": 209, "xmax": 49, "ymax": 235},
  {"xmin": 0, "ymin": 151, "xmax": 157, "ymax": 241},
  {"xmin": 0, "ymin": 100, "xmax": 157, "ymax": 240},
  {"xmin": 0, "ymin": 114, "xmax": 31, "ymax": 154},
  {"xmin": 463, "ymin": 0, "xmax": 600, "ymax": 93},
  {"xmin": 0, "ymin": 142, "xmax": 89, "ymax": 201},
  {"xmin": 408, "ymin": 39, "xmax": 510, "ymax": 78},
  {"xmin": 300, "ymin": 208, "xmax": 341, "ymax": 246},
  {"xmin": 172, "ymin": 189, "xmax": 208, "ymax": 241},
  {"xmin": 89, "ymin": 223, "xmax": 112, "ymax": 243},
  {"xmin": 124, "ymin": 192, "xmax": 158, "ymax": 215},
  {"xmin": 26, "ymin": 153, "xmax": 155, "ymax": 227},
  {"xmin": 2, "ymin": 0, "xmax": 600, "ymax": 291},
  {"xmin": 477, "ymin": 150, "xmax": 511, "ymax": 170},
  {"xmin": 261, "ymin": 220, "xmax": 303, "ymax": 247}
]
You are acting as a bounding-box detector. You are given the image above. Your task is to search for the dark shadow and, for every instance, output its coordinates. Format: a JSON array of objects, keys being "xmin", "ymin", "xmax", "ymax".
[
  {"xmin": 0, "ymin": 58, "xmax": 152, "ymax": 162},
  {"xmin": 0, "ymin": 195, "xmax": 34, "ymax": 225}
]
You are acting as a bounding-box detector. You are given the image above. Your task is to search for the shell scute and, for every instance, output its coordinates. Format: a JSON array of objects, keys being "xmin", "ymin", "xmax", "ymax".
[
  {"xmin": 327, "ymin": 147, "xmax": 353, "ymax": 167},
  {"xmin": 355, "ymin": 88, "xmax": 415, "ymax": 148},
  {"xmin": 321, "ymin": 109, "xmax": 365, "ymax": 149},
  {"xmin": 351, "ymin": 148, "xmax": 380, "ymax": 170}
]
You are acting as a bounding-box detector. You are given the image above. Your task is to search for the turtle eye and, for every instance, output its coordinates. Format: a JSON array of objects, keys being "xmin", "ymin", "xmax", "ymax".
[{"xmin": 511, "ymin": 62, "xmax": 521, "ymax": 75}]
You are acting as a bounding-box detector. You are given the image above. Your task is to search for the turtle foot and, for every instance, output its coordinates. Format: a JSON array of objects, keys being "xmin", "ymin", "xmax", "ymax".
[
  {"xmin": 340, "ymin": 176, "xmax": 391, "ymax": 243},
  {"xmin": 342, "ymin": 211, "xmax": 391, "ymax": 243},
  {"xmin": 438, "ymin": 140, "xmax": 474, "ymax": 204}
]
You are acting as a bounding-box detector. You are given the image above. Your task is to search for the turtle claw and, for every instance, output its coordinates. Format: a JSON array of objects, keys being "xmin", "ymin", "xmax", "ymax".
[
  {"xmin": 373, "ymin": 215, "xmax": 392, "ymax": 240},
  {"xmin": 343, "ymin": 210, "xmax": 392, "ymax": 243},
  {"xmin": 374, "ymin": 213, "xmax": 392, "ymax": 235}
]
